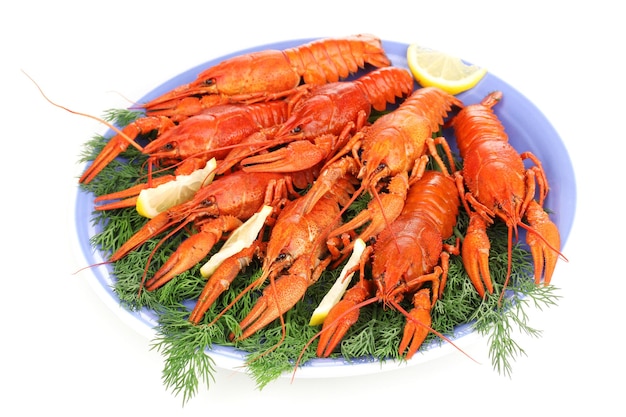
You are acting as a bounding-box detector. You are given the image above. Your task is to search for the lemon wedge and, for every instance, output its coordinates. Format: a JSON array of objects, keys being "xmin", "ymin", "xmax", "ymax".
[
  {"xmin": 406, "ymin": 43, "xmax": 487, "ymax": 95},
  {"xmin": 309, "ymin": 238, "xmax": 367, "ymax": 326},
  {"xmin": 136, "ymin": 158, "xmax": 217, "ymax": 218},
  {"xmin": 199, "ymin": 205, "xmax": 273, "ymax": 278}
]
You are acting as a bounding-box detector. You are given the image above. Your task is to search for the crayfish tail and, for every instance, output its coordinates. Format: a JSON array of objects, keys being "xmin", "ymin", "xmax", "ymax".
[{"xmin": 285, "ymin": 34, "xmax": 391, "ymax": 85}]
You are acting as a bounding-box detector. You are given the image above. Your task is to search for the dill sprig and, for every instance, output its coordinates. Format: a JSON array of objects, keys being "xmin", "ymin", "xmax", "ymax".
[
  {"xmin": 103, "ymin": 108, "xmax": 145, "ymax": 126},
  {"xmin": 78, "ymin": 108, "xmax": 560, "ymax": 403},
  {"xmin": 151, "ymin": 307, "xmax": 221, "ymax": 405},
  {"xmin": 472, "ymin": 282, "xmax": 560, "ymax": 377}
]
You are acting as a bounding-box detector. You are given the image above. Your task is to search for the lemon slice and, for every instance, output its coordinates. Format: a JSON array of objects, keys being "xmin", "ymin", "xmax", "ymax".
[
  {"xmin": 309, "ymin": 238, "xmax": 367, "ymax": 326},
  {"xmin": 199, "ymin": 205, "xmax": 273, "ymax": 278},
  {"xmin": 136, "ymin": 158, "xmax": 217, "ymax": 218},
  {"xmin": 406, "ymin": 43, "xmax": 487, "ymax": 95}
]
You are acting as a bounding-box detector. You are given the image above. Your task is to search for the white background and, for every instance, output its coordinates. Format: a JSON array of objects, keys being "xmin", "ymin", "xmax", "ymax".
[{"xmin": 2, "ymin": 1, "xmax": 622, "ymax": 415}]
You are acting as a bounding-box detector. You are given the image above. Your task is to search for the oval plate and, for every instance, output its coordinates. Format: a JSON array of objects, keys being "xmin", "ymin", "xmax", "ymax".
[{"xmin": 74, "ymin": 38, "xmax": 576, "ymax": 378}]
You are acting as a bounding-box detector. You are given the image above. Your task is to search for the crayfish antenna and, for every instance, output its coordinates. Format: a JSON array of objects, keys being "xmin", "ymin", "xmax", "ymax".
[
  {"xmin": 72, "ymin": 260, "xmax": 113, "ymax": 275},
  {"xmin": 22, "ymin": 70, "xmax": 143, "ymax": 153},
  {"xmin": 498, "ymin": 225, "xmax": 515, "ymax": 307}
]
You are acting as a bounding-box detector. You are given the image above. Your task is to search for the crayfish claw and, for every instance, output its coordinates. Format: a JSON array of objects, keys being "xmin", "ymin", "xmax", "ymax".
[
  {"xmin": 109, "ymin": 211, "xmax": 173, "ymax": 262},
  {"xmin": 80, "ymin": 136, "xmax": 130, "ymax": 184},
  {"xmin": 145, "ymin": 231, "xmax": 221, "ymax": 291},
  {"xmin": 94, "ymin": 175, "xmax": 176, "ymax": 211},
  {"xmin": 398, "ymin": 289, "xmax": 432, "ymax": 359},
  {"xmin": 525, "ymin": 200, "xmax": 561, "ymax": 286},
  {"xmin": 145, "ymin": 216, "xmax": 243, "ymax": 291},
  {"xmin": 316, "ymin": 299, "xmax": 360, "ymax": 357},
  {"xmin": 242, "ymin": 139, "xmax": 329, "ymax": 173},
  {"xmin": 461, "ymin": 212, "xmax": 494, "ymax": 298},
  {"xmin": 236, "ymin": 273, "xmax": 309, "ymax": 341},
  {"xmin": 80, "ymin": 115, "xmax": 174, "ymax": 184},
  {"xmin": 316, "ymin": 281, "xmax": 372, "ymax": 357},
  {"xmin": 189, "ymin": 242, "xmax": 263, "ymax": 325}
]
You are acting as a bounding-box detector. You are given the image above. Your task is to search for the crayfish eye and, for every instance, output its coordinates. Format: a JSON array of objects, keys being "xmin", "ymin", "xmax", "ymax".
[
  {"xmin": 163, "ymin": 142, "xmax": 175, "ymax": 151},
  {"xmin": 200, "ymin": 196, "xmax": 217, "ymax": 208},
  {"xmin": 290, "ymin": 125, "xmax": 302, "ymax": 134},
  {"xmin": 203, "ymin": 78, "xmax": 216, "ymax": 86}
]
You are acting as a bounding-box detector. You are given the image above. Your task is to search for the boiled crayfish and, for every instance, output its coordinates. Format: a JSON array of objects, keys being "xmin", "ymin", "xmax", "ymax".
[
  {"xmin": 451, "ymin": 90, "xmax": 563, "ymax": 300},
  {"xmin": 316, "ymin": 164, "xmax": 461, "ymax": 359},
  {"xmin": 86, "ymin": 100, "xmax": 291, "ymax": 200},
  {"xmin": 143, "ymin": 34, "xmax": 392, "ymax": 120}
]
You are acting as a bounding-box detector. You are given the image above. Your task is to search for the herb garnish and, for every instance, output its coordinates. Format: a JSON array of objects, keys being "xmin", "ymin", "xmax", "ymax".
[{"xmin": 78, "ymin": 109, "xmax": 560, "ymax": 403}]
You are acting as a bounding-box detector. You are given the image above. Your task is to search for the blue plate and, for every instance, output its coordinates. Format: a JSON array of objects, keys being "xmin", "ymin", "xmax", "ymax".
[{"xmin": 74, "ymin": 38, "xmax": 576, "ymax": 377}]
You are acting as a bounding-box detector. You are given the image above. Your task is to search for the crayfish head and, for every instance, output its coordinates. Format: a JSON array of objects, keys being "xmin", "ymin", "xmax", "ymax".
[
  {"xmin": 492, "ymin": 194, "xmax": 524, "ymax": 239},
  {"xmin": 358, "ymin": 160, "xmax": 390, "ymax": 192},
  {"xmin": 262, "ymin": 252, "xmax": 294, "ymax": 280},
  {"xmin": 186, "ymin": 194, "xmax": 219, "ymax": 219},
  {"xmin": 193, "ymin": 50, "xmax": 300, "ymax": 96},
  {"xmin": 277, "ymin": 94, "xmax": 334, "ymax": 139},
  {"xmin": 143, "ymin": 139, "xmax": 181, "ymax": 163},
  {"xmin": 357, "ymin": 129, "xmax": 410, "ymax": 191}
]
